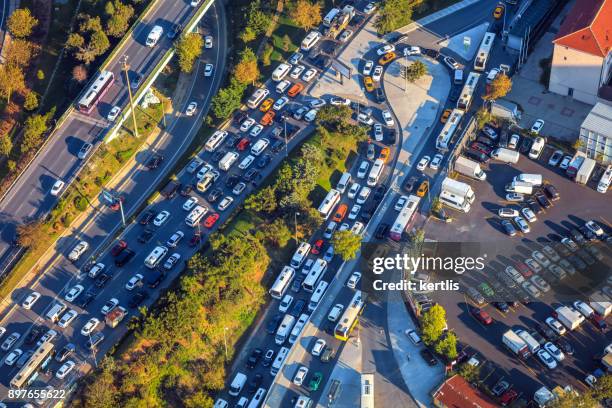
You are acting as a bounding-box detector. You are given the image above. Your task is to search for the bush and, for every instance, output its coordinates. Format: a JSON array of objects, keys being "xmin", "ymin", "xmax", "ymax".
[
  {"xmin": 74, "ymin": 196, "xmax": 87, "ymax": 212},
  {"xmin": 115, "ymin": 148, "xmax": 133, "ymax": 163}
]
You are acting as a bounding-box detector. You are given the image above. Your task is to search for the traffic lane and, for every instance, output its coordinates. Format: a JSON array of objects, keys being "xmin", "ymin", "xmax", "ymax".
[{"xmin": 423, "ymin": 0, "xmax": 496, "ymax": 38}]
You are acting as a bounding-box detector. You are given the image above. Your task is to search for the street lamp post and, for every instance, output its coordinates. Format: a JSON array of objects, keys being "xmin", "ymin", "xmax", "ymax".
[
  {"xmin": 284, "ymin": 117, "xmax": 289, "ymax": 158},
  {"xmin": 294, "ymin": 212, "xmax": 300, "ymax": 243},
  {"xmin": 122, "ymin": 55, "xmax": 140, "ymax": 139},
  {"xmin": 118, "ymin": 198, "xmax": 126, "ymax": 227},
  {"xmin": 223, "ymin": 327, "xmax": 229, "ymax": 360}
]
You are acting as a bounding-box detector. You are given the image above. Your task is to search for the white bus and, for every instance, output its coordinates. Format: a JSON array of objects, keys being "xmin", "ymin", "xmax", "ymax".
[
  {"xmin": 144, "ymin": 246, "xmax": 168, "ymax": 269},
  {"xmin": 272, "ymin": 63, "xmax": 292, "ymax": 82},
  {"xmin": 302, "ymin": 258, "xmax": 327, "ymax": 292},
  {"xmin": 435, "ymin": 109, "xmax": 464, "ymax": 151},
  {"xmin": 275, "ymin": 314, "xmax": 296, "ymax": 345},
  {"xmin": 474, "ymin": 32, "xmax": 495, "ymax": 71},
  {"xmin": 269, "ymin": 266, "xmax": 295, "ymax": 300},
  {"xmin": 218, "ymin": 151, "xmax": 239, "ymax": 171},
  {"xmin": 76, "ymin": 71, "xmax": 114, "ymax": 114},
  {"xmin": 308, "ymin": 280, "xmax": 329, "ymax": 312},
  {"xmin": 270, "ymin": 346, "xmax": 289, "ymax": 376},
  {"xmin": 10, "ymin": 343, "xmax": 54, "ymax": 389},
  {"xmin": 205, "ymin": 130, "xmax": 228, "ymax": 152},
  {"xmin": 361, "ymin": 374, "xmax": 375, "ymax": 408},
  {"xmin": 301, "ymin": 31, "xmax": 321, "ymax": 51},
  {"xmin": 439, "ymin": 190, "xmax": 471, "ymax": 212},
  {"xmin": 597, "ymin": 165, "xmax": 612, "ymax": 193},
  {"xmin": 289, "ymin": 313, "xmax": 310, "ymax": 343},
  {"xmin": 318, "ymin": 189, "xmax": 341, "ymax": 218},
  {"xmin": 389, "ymin": 195, "xmax": 421, "ymax": 241},
  {"xmin": 323, "ymin": 8, "xmax": 340, "ymax": 27},
  {"xmin": 290, "ymin": 242, "xmax": 311, "ymax": 268},
  {"xmin": 457, "ymin": 72, "xmax": 481, "ymax": 111},
  {"xmin": 247, "ymin": 87, "xmax": 270, "ymax": 109},
  {"xmin": 367, "ymin": 159, "xmax": 385, "ymax": 186},
  {"xmin": 334, "ymin": 290, "xmax": 365, "ymax": 340},
  {"xmin": 185, "ymin": 205, "xmax": 208, "ymax": 227}
]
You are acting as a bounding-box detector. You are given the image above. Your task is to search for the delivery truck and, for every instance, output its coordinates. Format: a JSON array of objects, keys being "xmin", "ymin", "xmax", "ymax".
[
  {"xmin": 453, "ymin": 156, "xmax": 487, "ymax": 180},
  {"xmin": 502, "ymin": 330, "xmax": 530, "ymax": 359},
  {"xmin": 566, "ymin": 151, "xmax": 586, "ymax": 178},
  {"xmin": 513, "ymin": 173, "xmax": 543, "ymax": 185},
  {"xmin": 505, "ymin": 181, "xmax": 533, "ymax": 194},
  {"xmin": 441, "ymin": 177, "xmax": 475, "ymax": 203},
  {"xmin": 105, "ymin": 306, "xmax": 127, "ymax": 328},
  {"xmin": 576, "ymin": 157, "xmax": 596, "ymax": 184},
  {"xmin": 555, "ymin": 306, "xmax": 584, "ymax": 330},
  {"xmin": 516, "ymin": 329, "xmax": 541, "ymax": 353},
  {"xmin": 491, "ymin": 148, "xmax": 520, "ymax": 164},
  {"xmin": 490, "ymin": 100, "xmax": 521, "ymax": 123},
  {"xmin": 590, "ymin": 301, "xmax": 612, "ymax": 317}
]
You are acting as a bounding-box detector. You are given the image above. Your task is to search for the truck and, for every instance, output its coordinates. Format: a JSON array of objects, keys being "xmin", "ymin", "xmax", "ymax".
[
  {"xmin": 505, "ymin": 181, "xmax": 534, "ymax": 194},
  {"xmin": 323, "ymin": 8, "xmax": 340, "ymax": 27},
  {"xmin": 490, "ymin": 100, "xmax": 521, "ymax": 122},
  {"xmin": 502, "ymin": 330, "xmax": 530, "ymax": 358},
  {"xmin": 441, "ymin": 177, "xmax": 475, "ymax": 204},
  {"xmin": 513, "ymin": 173, "xmax": 543, "ymax": 186},
  {"xmin": 590, "ymin": 301, "xmax": 612, "ymax": 317},
  {"xmin": 516, "ymin": 329, "xmax": 541, "ymax": 353},
  {"xmin": 327, "ymin": 11, "xmax": 350, "ymax": 39},
  {"xmin": 576, "ymin": 157, "xmax": 596, "ymax": 184},
  {"xmin": 566, "ymin": 151, "xmax": 586, "ymax": 178},
  {"xmin": 555, "ymin": 306, "xmax": 584, "ymax": 330},
  {"xmin": 491, "ymin": 148, "xmax": 520, "ymax": 164},
  {"xmin": 453, "ymin": 156, "xmax": 486, "ymax": 181},
  {"xmin": 105, "ymin": 306, "xmax": 127, "ymax": 328}
]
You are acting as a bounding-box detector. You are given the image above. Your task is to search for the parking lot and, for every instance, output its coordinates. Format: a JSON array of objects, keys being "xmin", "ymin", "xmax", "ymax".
[{"xmin": 424, "ymin": 136, "xmax": 611, "ymax": 400}]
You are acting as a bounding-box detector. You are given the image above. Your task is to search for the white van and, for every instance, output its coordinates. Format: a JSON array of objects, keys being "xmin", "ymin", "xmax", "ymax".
[
  {"xmin": 290, "ymin": 242, "xmax": 311, "ymax": 268},
  {"xmin": 251, "ymin": 138, "xmax": 270, "ymax": 156},
  {"xmin": 144, "ymin": 246, "xmax": 168, "ymax": 269},
  {"xmin": 205, "ymin": 130, "xmax": 228, "ymax": 152},
  {"xmin": 247, "ymin": 88, "xmax": 270, "ymax": 109},
  {"xmin": 228, "ymin": 372, "xmax": 247, "ymax": 396},
  {"xmin": 528, "ymin": 137, "xmax": 545, "ymax": 159},
  {"xmin": 185, "ymin": 205, "xmax": 207, "ymax": 227},
  {"xmin": 46, "ymin": 302, "xmax": 67, "ymax": 322},
  {"xmin": 516, "ymin": 329, "xmax": 540, "ymax": 353},
  {"xmin": 218, "ymin": 151, "xmax": 239, "ymax": 171},
  {"xmin": 146, "ymin": 25, "xmax": 163, "ymax": 47},
  {"xmin": 213, "ymin": 399, "xmax": 228, "ymax": 408},
  {"xmin": 597, "ymin": 165, "xmax": 612, "ymax": 193},
  {"xmin": 513, "ymin": 173, "xmax": 543, "ymax": 186},
  {"xmin": 270, "ymin": 347, "xmax": 289, "ymax": 376},
  {"xmin": 272, "ymin": 63, "xmax": 292, "ymax": 82},
  {"xmin": 301, "ymin": 30, "xmax": 321, "ymax": 51},
  {"xmin": 238, "ymin": 155, "xmax": 255, "ymax": 170},
  {"xmin": 453, "ymin": 69, "xmax": 463, "ymax": 85},
  {"xmin": 336, "ymin": 172, "xmax": 351, "ymax": 194},
  {"xmin": 304, "ymin": 109, "xmax": 318, "ymax": 122},
  {"xmin": 276, "ymin": 79, "xmax": 291, "ymax": 94}
]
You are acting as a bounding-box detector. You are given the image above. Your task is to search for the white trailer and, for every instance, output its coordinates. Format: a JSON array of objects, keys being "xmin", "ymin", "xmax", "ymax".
[
  {"xmin": 505, "ymin": 181, "xmax": 534, "ymax": 194},
  {"xmin": 576, "ymin": 157, "xmax": 596, "ymax": 184},
  {"xmin": 590, "ymin": 301, "xmax": 612, "ymax": 317},
  {"xmin": 441, "ymin": 177, "xmax": 475, "ymax": 203},
  {"xmin": 491, "ymin": 148, "xmax": 520, "ymax": 164},
  {"xmin": 453, "ymin": 156, "xmax": 486, "ymax": 180},
  {"xmin": 502, "ymin": 330, "xmax": 530, "ymax": 359},
  {"xmin": 555, "ymin": 306, "xmax": 584, "ymax": 330}
]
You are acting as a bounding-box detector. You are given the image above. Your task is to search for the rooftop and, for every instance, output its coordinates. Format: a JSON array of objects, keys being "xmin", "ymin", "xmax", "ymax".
[
  {"xmin": 509, "ymin": 0, "xmax": 557, "ymax": 38},
  {"xmin": 554, "ymin": 0, "xmax": 612, "ymax": 57},
  {"xmin": 432, "ymin": 375, "xmax": 499, "ymax": 408},
  {"xmin": 581, "ymin": 102, "xmax": 612, "ymax": 137}
]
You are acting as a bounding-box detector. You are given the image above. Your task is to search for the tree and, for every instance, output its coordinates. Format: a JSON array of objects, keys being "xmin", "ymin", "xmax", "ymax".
[
  {"xmin": 332, "ymin": 230, "xmax": 362, "ymax": 260},
  {"xmin": 244, "ymin": 185, "xmax": 277, "ymax": 213},
  {"xmin": 240, "ymin": 26, "xmax": 257, "ymax": 43},
  {"xmin": 375, "ymin": 0, "xmax": 417, "ymax": 34},
  {"xmin": 21, "ymin": 113, "xmax": 48, "ymax": 153},
  {"xmin": 431, "ymin": 197, "xmax": 442, "ymax": 214},
  {"xmin": 105, "ymin": 0, "xmax": 134, "ymax": 37},
  {"xmin": 260, "ymin": 219, "xmax": 292, "ymax": 247},
  {"xmin": 7, "ymin": 8, "xmax": 38, "ymax": 38},
  {"xmin": 245, "ymin": 1, "xmax": 271, "ymax": 36},
  {"xmin": 550, "ymin": 392, "xmax": 596, "ymax": 408},
  {"xmin": 434, "ymin": 332, "xmax": 458, "ymax": 360},
  {"xmin": 316, "ymin": 105, "xmax": 353, "ymax": 130},
  {"xmin": 82, "ymin": 358, "xmax": 119, "ymax": 408},
  {"xmin": 234, "ymin": 47, "xmax": 259, "ymax": 85},
  {"xmin": 475, "ymin": 107, "xmax": 493, "ymax": 130},
  {"xmin": 572, "ymin": 139, "xmax": 584, "ymax": 150},
  {"xmin": 458, "ymin": 362, "xmax": 480, "ymax": 384},
  {"xmin": 72, "ymin": 64, "xmax": 88, "ymax": 82},
  {"xmin": 0, "ymin": 64, "xmax": 26, "ymax": 103},
  {"xmin": 591, "ymin": 374, "xmax": 612, "ymax": 400},
  {"xmin": 420, "ymin": 304, "xmax": 447, "ymax": 345},
  {"xmin": 24, "ymin": 91, "xmax": 39, "ymax": 111},
  {"xmin": 176, "ymin": 33, "xmax": 203, "ymax": 73},
  {"xmin": 0, "ymin": 136, "xmax": 13, "ymax": 157},
  {"xmin": 16, "ymin": 220, "xmax": 42, "ymax": 248},
  {"xmin": 5, "ymin": 39, "xmax": 35, "ymax": 68},
  {"xmin": 211, "ymin": 78, "xmax": 246, "ymax": 120},
  {"xmin": 484, "ymin": 73, "xmax": 512, "ymax": 101},
  {"xmin": 403, "ymin": 60, "xmax": 427, "ymax": 82},
  {"xmin": 36, "ymin": 70, "xmax": 44, "ymax": 80},
  {"xmin": 290, "ymin": 0, "xmax": 322, "ymax": 31},
  {"xmin": 66, "ymin": 15, "xmax": 110, "ymax": 64}
]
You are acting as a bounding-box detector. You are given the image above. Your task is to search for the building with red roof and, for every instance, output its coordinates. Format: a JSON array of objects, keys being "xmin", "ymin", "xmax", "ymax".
[{"xmin": 432, "ymin": 375, "xmax": 500, "ymax": 408}]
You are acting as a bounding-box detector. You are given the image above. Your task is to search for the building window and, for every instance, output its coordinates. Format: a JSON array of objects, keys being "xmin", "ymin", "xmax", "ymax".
[{"xmin": 568, "ymin": 88, "xmax": 573, "ymax": 96}]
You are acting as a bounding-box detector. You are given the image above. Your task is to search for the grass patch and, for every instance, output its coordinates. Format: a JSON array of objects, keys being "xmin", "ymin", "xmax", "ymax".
[
  {"xmin": 413, "ymin": 0, "xmax": 462, "ymax": 20},
  {"xmin": 261, "ymin": 15, "xmax": 303, "ymax": 77}
]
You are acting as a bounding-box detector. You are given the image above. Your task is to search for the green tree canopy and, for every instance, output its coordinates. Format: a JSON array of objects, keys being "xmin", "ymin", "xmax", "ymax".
[
  {"xmin": 289, "ymin": 0, "xmax": 322, "ymax": 31},
  {"xmin": 105, "ymin": 0, "xmax": 135, "ymax": 37},
  {"xmin": 332, "ymin": 230, "xmax": 362, "ymax": 261},
  {"xmin": 7, "ymin": 8, "xmax": 38, "ymax": 38},
  {"xmin": 420, "ymin": 303, "xmax": 447, "ymax": 345},
  {"xmin": 403, "ymin": 60, "xmax": 427, "ymax": 82},
  {"xmin": 21, "ymin": 113, "xmax": 48, "ymax": 153},
  {"xmin": 211, "ymin": 78, "xmax": 246, "ymax": 120},
  {"xmin": 259, "ymin": 218, "xmax": 292, "ymax": 248},
  {"xmin": 66, "ymin": 15, "xmax": 110, "ymax": 64},
  {"xmin": 434, "ymin": 331, "xmax": 458, "ymax": 360},
  {"xmin": 176, "ymin": 33, "xmax": 204, "ymax": 73},
  {"xmin": 233, "ymin": 47, "xmax": 259, "ymax": 85},
  {"xmin": 458, "ymin": 362, "xmax": 480, "ymax": 384},
  {"xmin": 375, "ymin": 0, "xmax": 421, "ymax": 34}
]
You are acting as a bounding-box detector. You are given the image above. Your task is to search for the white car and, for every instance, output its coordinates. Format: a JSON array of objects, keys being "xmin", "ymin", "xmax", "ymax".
[
  {"xmin": 204, "ymin": 35, "xmax": 213, "ymax": 48},
  {"xmin": 548, "ymin": 150, "xmax": 563, "ymax": 166},
  {"xmin": 87, "ymin": 262, "xmax": 105, "ymax": 278},
  {"xmin": 58, "ymin": 309, "xmax": 78, "ymax": 328},
  {"xmin": 521, "ymin": 281, "xmax": 541, "ymax": 298},
  {"xmin": 382, "ymin": 110, "xmax": 394, "ymax": 127},
  {"xmin": 429, "ymin": 153, "xmax": 443, "ymax": 170},
  {"xmin": 348, "ymin": 204, "xmax": 361, "ymax": 220},
  {"xmin": 232, "ymin": 182, "xmax": 246, "ymax": 195},
  {"xmin": 81, "ymin": 318, "xmax": 100, "ymax": 336},
  {"xmin": 531, "ymin": 250, "xmax": 550, "ymax": 267},
  {"xmin": 4, "ymin": 348, "xmax": 22, "ymax": 366},
  {"xmin": 107, "ymin": 106, "xmax": 121, "ymax": 121},
  {"xmin": 514, "ymin": 216, "xmax": 530, "ymax": 233},
  {"xmin": 339, "ymin": 29, "xmax": 353, "ymax": 43},
  {"xmin": 56, "ymin": 360, "xmax": 76, "ymax": 379},
  {"xmin": 329, "ymin": 97, "xmax": 351, "ymax": 106},
  {"xmin": 545, "ymin": 317, "xmax": 566, "ymax": 335},
  {"xmin": 293, "ymin": 365, "xmax": 309, "ymax": 386},
  {"xmin": 185, "ymin": 102, "xmax": 198, "ymax": 116},
  {"xmin": 346, "ymin": 182, "xmax": 360, "ymax": 199},
  {"xmin": 239, "ymin": 155, "xmax": 255, "ymax": 170},
  {"xmin": 506, "ymin": 192, "xmax": 524, "ymax": 202},
  {"xmin": 302, "ymin": 68, "xmax": 317, "ymax": 82},
  {"xmin": 1, "ymin": 332, "xmax": 20, "ymax": 351},
  {"xmin": 585, "ymin": 220, "xmax": 604, "ymax": 236},
  {"xmin": 404, "ymin": 46, "xmax": 421, "ymax": 56},
  {"xmin": 395, "ymin": 195, "xmax": 408, "ymax": 211},
  {"xmin": 125, "ymin": 274, "xmax": 144, "ymax": 291},
  {"xmin": 163, "ymin": 253, "xmax": 181, "ymax": 270},
  {"xmin": 204, "ymin": 64, "xmax": 214, "ymax": 77},
  {"xmin": 240, "ymin": 117, "xmax": 255, "ymax": 132},
  {"xmin": 22, "ymin": 291, "xmax": 41, "ymax": 310},
  {"xmin": 521, "ymin": 207, "xmax": 536, "ymax": 222},
  {"xmin": 524, "ymin": 258, "xmax": 542, "ymax": 273},
  {"xmin": 101, "ymin": 298, "xmax": 119, "ymax": 315},
  {"xmin": 508, "ymin": 134, "xmax": 520, "ymax": 149},
  {"xmin": 530, "ymin": 275, "xmax": 550, "ymax": 292},
  {"xmin": 351, "ymin": 221, "xmax": 364, "ymax": 235},
  {"xmin": 323, "ymin": 221, "xmax": 337, "ymax": 239},
  {"xmin": 531, "ymin": 119, "xmax": 545, "ymax": 134},
  {"xmin": 347, "ymin": 272, "xmax": 361, "ymax": 289},
  {"xmin": 309, "ymin": 98, "xmax": 326, "ymax": 108},
  {"xmin": 416, "ymin": 156, "xmax": 430, "ymax": 171},
  {"xmin": 543, "ymin": 342, "xmax": 565, "ymax": 362},
  {"xmin": 561, "ymin": 237, "xmax": 578, "ymax": 252},
  {"xmin": 273, "ymin": 96, "xmax": 289, "ymax": 111},
  {"xmin": 218, "ymin": 196, "xmax": 234, "ymax": 211},
  {"xmin": 357, "ymin": 161, "xmax": 370, "ymax": 179},
  {"xmin": 498, "ymin": 208, "xmax": 519, "ymax": 218},
  {"xmin": 559, "ymin": 155, "xmax": 572, "ymax": 169},
  {"xmin": 372, "ymin": 65, "xmax": 383, "ymax": 82},
  {"xmin": 443, "ymin": 56, "xmax": 460, "ymax": 69},
  {"xmin": 377, "ymin": 44, "xmax": 395, "ymax": 56},
  {"xmin": 64, "ymin": 285, "xmax": 84, "ymax": 303},
  {"xmin": 249, "ymin": 124, "xmax": 263, "ymax": 137},
  {"xmin": 166, "ymin": 230, "xmax": 185, "ymax": 247},
  {"xmin": 290, "ymin": 65, "xmax": 305, "ymax": 79},
  {"xmin": 537, "ymin": 349, "xmax": 557, "ymax": 369},
  {"xmin": 363, "ymin": 60, "xmax": 374, "ymax": 76},
  {"xmin": 328, "ymin": 304, "xmax": 344, "ymax": 322},
  {"xmin": 356, "ymin": 187, "xmax": 371, "ymax": 204},
  {"xmin": 279, "ymin": 294, "xmax": 294, "ymax": 313},
  {"xmin": 182, "ymin": 196, "xmax": 198, "ymax": 211},
  {"xmin": 373, "ymin": 124, "xmax": 384, "ymax": 141},
  {"xmin": 312, "ymin": 338, "xmax": 326, "ymax": 356},
  {"xmin": 153, "ymin": 210, "xmax": 170, "ymax": 226},
  {"xmin": 50, "ymin": 180, "xmax": 65, "ymax": 196},
  {"xmin": 357, "ymin": 112, "xmax": 374, "ymax": 126},
  {"xmin": 68, "ymin": 240, "xmax": 89, "ymax": 261}
]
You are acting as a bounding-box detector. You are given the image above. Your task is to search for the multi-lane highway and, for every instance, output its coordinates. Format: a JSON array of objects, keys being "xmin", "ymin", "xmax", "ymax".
[{"xmin": 0, "ymin": 0, "xmax": 207, "ymax": 265}]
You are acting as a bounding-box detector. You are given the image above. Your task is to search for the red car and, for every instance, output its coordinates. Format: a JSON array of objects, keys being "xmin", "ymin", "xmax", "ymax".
[
  {"xmin": 237, "ymin": 138, "xmax": 250, "ymax": 151},
  {"xmin": 470, "ymin": 142, "xmax": 492, "ymax": 155},
  {"xmin": 109, "ymin": 196, "xmax": 125, "ymax": 211},
  {"xmin": 515, "ymin": 262, "xmax": 533, "ymax": 278},
  {"xmin": 471, "ymin": 307, "xmax": 493, "ymax": 325},
  {"xmin": 204, "ymin": 213, "xmax": 220, "ymax": 228},
  {"xmin": 189, "ymin": 233, "xmax": 202, "ymax": 247},
  {"xmin": 110, "ymin": 240, "xmax": 127, "ymax": 257},
  {"xmin": 311, "ymin": 239, "xmax": 324, "ymax": 255},
  {"xmin": 500, "ymin": 389, "xmax": 518, "ymax": 406}
]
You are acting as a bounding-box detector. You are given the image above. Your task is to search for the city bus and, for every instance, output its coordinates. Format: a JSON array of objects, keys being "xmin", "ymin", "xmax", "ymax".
[
  {"xmin": 10, "ymin": 343, "xmax": 54, "ymax": 388},
  {"xmin": 474, "ymin": 32, "xmax": 495, "ymax": 71},
  {"xmin": 389, "ymin": 195, "xmax": 421, "ymax": 241},
  {"xmin": 76, "ymin": 71, "xmax": 114, "ymax": 114},
  {"xmin": 334, "ymin": 290, "xmax": 365, "ymax": 341},
  {"xmin": 435, "ymin": 109, "xmax": 464, "ymax": 151},
  {"xmin": 361, "ymin": 373, "xmax": 375, "ymax": 408},
  {"xmin": 457, "ymin": 72, "xmax": 481, "ymax": 111},
  {"xmin": 307, "ymin": 280, "xmax": 329, "ymax": 312},
  {"xmin": 269, "ymin": 266, "xmax": 295, "ymax": 300},
  {"xmin": 302, "ymin": 258, "xmax": 328, "ymax": 292},
  {"xmin": 317, "ymin": 189, "xmax": 341, "ymax": 218}
]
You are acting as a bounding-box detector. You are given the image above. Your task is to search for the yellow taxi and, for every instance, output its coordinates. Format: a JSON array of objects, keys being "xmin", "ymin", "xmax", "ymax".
[
  {"xmin": 379, "ymin": 147, "xmax": 391, "ymax": 163},
  {"xmin": 440, "ymin": 109, "xmax": 452, "ymax": 123},
  {"xmin": 378, "ymin": 52, "xmax": 396, "ymax": 66},
  {"xmin": 416, "ymin": 180, "xmax": 429, "ymax": 197},
  {"xmin": 259, "ymin": 97, "xmax": 274, "ymax": 112},
  {"xmin": 364, "ymin": 76, "xmax": 375, "ymax": 92},
  {"xmin": 493, "ymin": 4, "xmax": 504, "ymax": 19}
]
